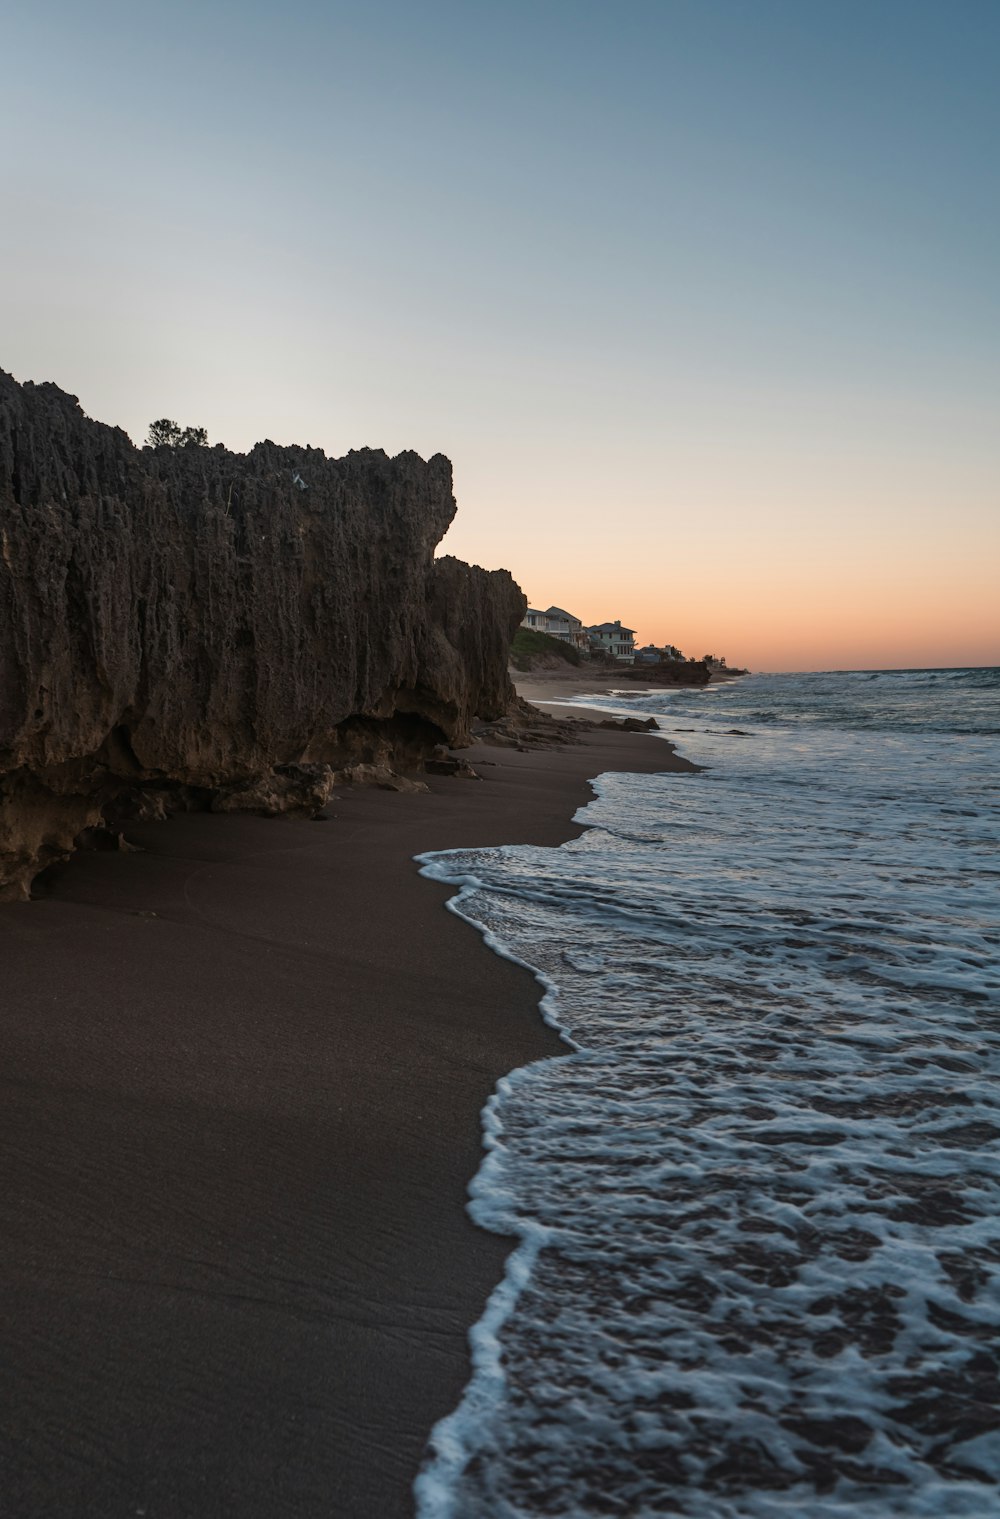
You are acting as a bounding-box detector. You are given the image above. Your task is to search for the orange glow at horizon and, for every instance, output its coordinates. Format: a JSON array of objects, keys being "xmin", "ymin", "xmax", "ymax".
[
  {"xmin": 438, "ymin": 457, "xmax": 1000, "ymax": 674},
  {"xmin": 506, "ymin": 564, "xmax": 1000, "ymax": 675}
]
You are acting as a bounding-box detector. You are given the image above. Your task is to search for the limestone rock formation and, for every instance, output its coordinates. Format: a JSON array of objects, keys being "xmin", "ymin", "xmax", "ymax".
[
  {"xmin": 621, "ymin": 659, "xmax": 711, "ymax": 687},
  {"xmin": 0, "ymin": 370, "xmax": 525, "ymax": 899}
]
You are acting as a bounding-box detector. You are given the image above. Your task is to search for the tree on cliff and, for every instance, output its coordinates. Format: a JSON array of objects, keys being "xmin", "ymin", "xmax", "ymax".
[{"xmin": 146, "ymin": 419, "xmax": 209, "ymax": 448}]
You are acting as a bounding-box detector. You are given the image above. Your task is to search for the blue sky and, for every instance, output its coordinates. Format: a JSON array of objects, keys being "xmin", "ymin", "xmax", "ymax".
[{"xmin": 3, "ymin": 0, "xmax": 998, "ymax": 666}]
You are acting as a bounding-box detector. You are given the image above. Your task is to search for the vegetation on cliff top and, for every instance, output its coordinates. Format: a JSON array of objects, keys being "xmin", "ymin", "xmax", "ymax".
[
  {"xmin": 510, "ymin": 628, "xmax": 582, "ymax": 671},
  {"xmin": 146, "ymin": 419, "xmax": 209, "ymax": 448}
]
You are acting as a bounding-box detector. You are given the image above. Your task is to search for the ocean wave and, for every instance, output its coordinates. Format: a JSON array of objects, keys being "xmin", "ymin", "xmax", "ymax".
[
  {"xmin": 566, "ymin": 667, "xmax": 1000, "ymax": 737},
  {"xmin": 413, "ymin": 680, "xmax": 1000, "ymax": 1517}
]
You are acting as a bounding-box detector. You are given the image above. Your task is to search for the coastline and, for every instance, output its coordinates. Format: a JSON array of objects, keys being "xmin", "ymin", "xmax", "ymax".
[
  {"xmin": 0, "ymin": 722, "xmax": 692, "ymax": 1517},
  {"xmin": 513, "ymin": 664, "xmax": 744, "ymax": 714},
  {"xmin": 514, "ymin": 665, "xmax": 647, "ymax": 707}
]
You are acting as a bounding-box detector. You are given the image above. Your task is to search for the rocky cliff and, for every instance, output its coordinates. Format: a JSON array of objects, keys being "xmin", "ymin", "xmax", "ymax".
[
  {"xmin": 0, "ymin": 370, "xmax": 525, "ymax": 899},
  {"xmin": 621, "ymin": 659, "xmax": 711, "ymax": 687}
]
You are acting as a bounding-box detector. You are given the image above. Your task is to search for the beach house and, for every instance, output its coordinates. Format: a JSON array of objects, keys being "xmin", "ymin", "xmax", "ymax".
[
  {"xmin": 520, "ymin": 605, "xmax": 591, "ymax": 652},
  {"xmin": 635, "ymin": 641, "xmax": 687, "ymax": 664},
  {"xmin": 587, "ymin": 620, "xmax": 637, "ymax": 663}
]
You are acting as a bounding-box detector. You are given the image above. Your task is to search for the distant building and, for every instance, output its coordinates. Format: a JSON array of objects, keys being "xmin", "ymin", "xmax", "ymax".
[
  {"xmin": 587, "ymin": 620, "xmax": 637, "ymax": 663},
  {"xmin": 520, "ymin": 605, "xmax": 590, "ymax": 651},
  {"xmin": 635, "ymin": 641, "xmax": 687, "ymax": 665},
  {"xmin": 544, "ymin": 606, "xmax": 591, "ymax": 651},
  {"xmin": 704, "ymin": 655, "xmax": 728, "ymax": 672}
]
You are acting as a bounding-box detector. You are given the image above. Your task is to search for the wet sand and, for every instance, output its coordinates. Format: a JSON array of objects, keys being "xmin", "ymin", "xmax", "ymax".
[
  {"xmin": 514, "ymin": 666, "xmax": 632, "ymax": 708},
  {"xmin": 514, "ymin": 666, "xmax": 745, "ymax": 714},
  {"xmin": 0, "ymin": 726, "xmax": 691, "ymax": 1518}
]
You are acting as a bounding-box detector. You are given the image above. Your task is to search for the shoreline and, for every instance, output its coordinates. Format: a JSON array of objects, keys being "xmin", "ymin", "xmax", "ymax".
[
  {"xmin": 0, "ymin": 722, "xmax": 693, "ymax": 1517},
  {"xmin": 513, "ymin": 664, "xmax": 744, "ymax": 711}
]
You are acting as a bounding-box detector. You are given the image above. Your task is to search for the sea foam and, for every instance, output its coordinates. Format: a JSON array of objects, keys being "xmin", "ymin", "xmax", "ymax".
[{"xmin": 415, "ymin": 670, "xmax": 1000, "ymax": 1517}]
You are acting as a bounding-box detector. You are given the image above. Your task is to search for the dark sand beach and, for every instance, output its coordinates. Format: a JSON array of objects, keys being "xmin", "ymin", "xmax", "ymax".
[{"xmin": 0, "ymin": 725, "xmax": 690, "ymax": 1518}]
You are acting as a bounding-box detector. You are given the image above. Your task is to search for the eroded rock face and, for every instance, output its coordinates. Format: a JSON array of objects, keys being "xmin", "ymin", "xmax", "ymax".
[
  {"xmin": 0, "ymin": 370, "xmax": 525, "ymax": 898},
  {"xmin": 622, "ymin": 659, "xmax": 711, "ymax": 687}
]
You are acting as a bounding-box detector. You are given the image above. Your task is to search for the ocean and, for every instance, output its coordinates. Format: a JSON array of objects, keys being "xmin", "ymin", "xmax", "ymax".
[{"xmin": 414, "ymin": 668, "xmax": 1000, "ymax": 1519}]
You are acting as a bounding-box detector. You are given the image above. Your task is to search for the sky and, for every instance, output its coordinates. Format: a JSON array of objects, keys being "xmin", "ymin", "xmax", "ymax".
[{"xmin": 2, "ymin": 0, "xmax": 997, "ymax": 671}]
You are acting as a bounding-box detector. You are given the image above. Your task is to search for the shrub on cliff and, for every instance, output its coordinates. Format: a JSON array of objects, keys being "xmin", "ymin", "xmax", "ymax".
[{"xmin": 146, "ymin": 419, "xmax": 209, "ymax": 448}]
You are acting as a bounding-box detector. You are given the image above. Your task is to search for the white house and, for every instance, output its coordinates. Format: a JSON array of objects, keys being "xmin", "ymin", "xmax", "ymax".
[
  {"xmin": 587, "ymin": 620, "xmax": 637, "ymax": 663},
  {"xmin": 520, "ymin": 605, "xmax": 590, "ymax": 652},
  {"xmin": 544, "ymin": 606, "xmax": 591, "ymax": 651}
]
